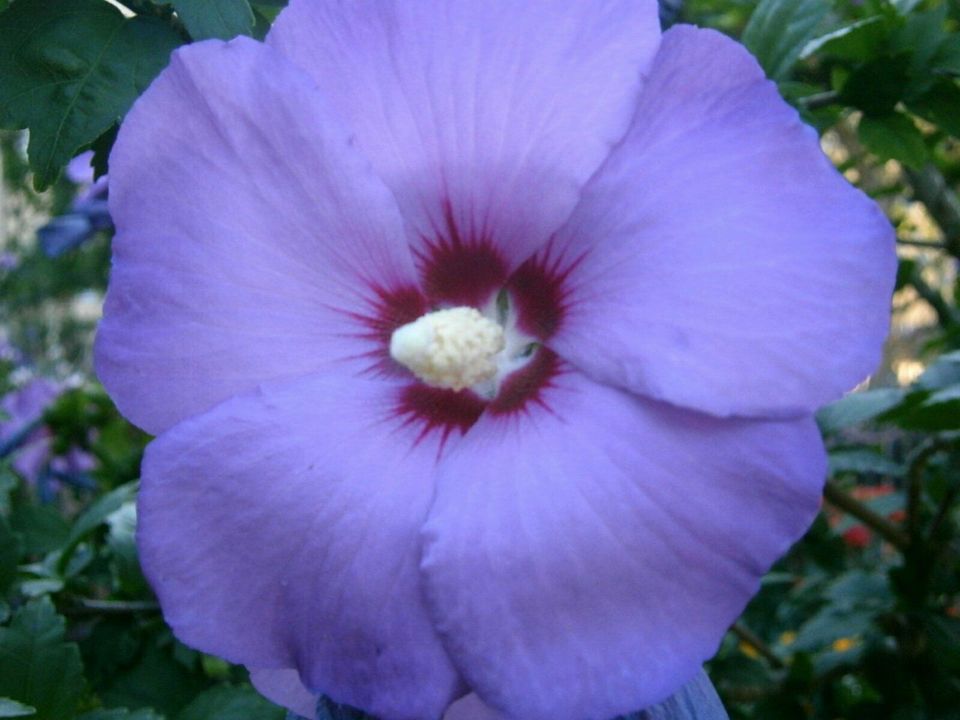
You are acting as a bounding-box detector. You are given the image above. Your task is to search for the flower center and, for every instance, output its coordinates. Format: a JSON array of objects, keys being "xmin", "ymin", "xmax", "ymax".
[
  {"xmin": 390, "ymin": 306, "xmax": 505, "ymax": 391},
  {"xmin": 376, "ymin": 242, "xmax": 570, "ymax": 439}
]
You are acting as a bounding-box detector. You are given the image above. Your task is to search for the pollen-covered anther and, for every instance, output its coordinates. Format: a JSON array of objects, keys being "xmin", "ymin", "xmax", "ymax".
[{"xmin": 390, "ymin": 306, "xmax": 505, "ymax": 391}]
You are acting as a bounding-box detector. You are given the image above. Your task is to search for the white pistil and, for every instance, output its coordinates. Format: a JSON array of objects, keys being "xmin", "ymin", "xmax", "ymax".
[{"xmin": 390, "ymin": 306, "xmax": 506, "ymax": 391}]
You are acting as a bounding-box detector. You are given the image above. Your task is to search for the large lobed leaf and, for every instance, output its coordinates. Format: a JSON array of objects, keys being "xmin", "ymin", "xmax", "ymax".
[
  {"xmin": 168, "ymin": 0, "xmax": 254, "ymax": 41},
  {"xmin": 176, "ymin": 685, "xmax": 286, "ymax": 720},
  {"xmin": 742, "ymin": 0, "xmax": 829, "ymax": 80},
  {"xmin": 0, "ymin": 0, "xmax": 181, "ymax": 189},
  {"xmin": 0, "ymin": 599, "xmax": 84, "ymax": 720},
  {"xmin": 77, "ymin": 710, "xmax": 164, "ymax": 720}
]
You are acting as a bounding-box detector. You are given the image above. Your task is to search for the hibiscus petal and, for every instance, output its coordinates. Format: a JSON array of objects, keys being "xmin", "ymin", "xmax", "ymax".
[
  {"xmin": 421, "ymin": 369, "xmax": 824, "ymax": 720},
  {"xmin": 267, "ymin": 0, "xmax": 661, "ymax": 296},
  {"xmin": 249, "ymin": 668, "xmax": 316, "ymax": 719},
  {"xmin": 138, "ymin": 374, "xmax": 460, "ymax": 720},
  {"xmin": 442, "ymin": 693, "xmax": 503, "ymax": 720},
  {"xmin": 95, "ymin": 37, "xmax": 420, "ymax": 435},
  {"xmin": 640, "ymin": 670, "xmax": 728, "ymax": 720},
  {"xmin": 546, "ymin": 25, "xmax": 896, "ymax": 418},
  {"xmin": 441, "ymin": 670, "xmax": 728, "ymax": 720}
]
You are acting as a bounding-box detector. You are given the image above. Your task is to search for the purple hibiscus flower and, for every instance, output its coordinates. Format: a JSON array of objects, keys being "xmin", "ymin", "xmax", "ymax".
[
  {"xmin": 38, "ymin": 151, "xmax": 112, "ymax": 257},
  {"xmin": 0, "ymin": 378, "xmax": 60, "ymax": 481},
  {"xmin": 0, "ymin": 378, "xmax": 95, "ymax": 493},
  {"xmin": 94, "ymin": 1, "xmax": 896, "ymax": 719}
]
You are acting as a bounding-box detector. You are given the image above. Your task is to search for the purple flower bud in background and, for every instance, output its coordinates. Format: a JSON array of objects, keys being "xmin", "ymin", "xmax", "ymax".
[
  {"xmin": 658, "ymin": 0, "xmax": 683, "ymax": 26},
  {"xmin": 0, "ymin": 378, "xmax": 59, "ymax": 481},
  {"xmin": 95, "ymin": 1, "xmax": 896, "ymax": 719},
  {"xmin": 38, "ymin": 150, "xmax": 112, "ymax": 258},
  {"xmin": 65, "ymin": 150, "xmax": 97, "ymax": 185},
  {"xmin": 0, "ymin": 378, "xmax": 94, "ymax": 495}
]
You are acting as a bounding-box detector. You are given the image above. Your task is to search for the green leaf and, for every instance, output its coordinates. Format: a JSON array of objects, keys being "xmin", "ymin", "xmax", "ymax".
[
  {"xmin": 77, "ymin": 709, "xmax": 164, "ymax": 720},
  {"xmin": 251, "ymin": 2, "xmax": 284, "ymax": 25},
  {"xmin": 175, "ymin": 685, "xmax": 286, "ymax": 720},
  {"xmin": 90, "ymin": 124, "xmax": 118, "ymax": 180},
  {"xmin": 926, "ymin": 383, "xmax": 960, "ymax": 405},
  {"xmin": 877, "ymin": 355, "xmax": 960, "ymax": 430},
  {"xmin": 816, "ymin": 388, "xmax": 905, "ymax": 433},
  {"xmin": 933, "ymin": 36, "xmax": 960, "ymax": 77},
  {"xmin": 841, "ymin": 53, "xmax": 912, "ymax": 116},
  {"xmin": 916, "ymin": 351, "xmax": 960, "ymax": 390},
  {"xmin": 792, "ymin": 608, "xmax": 866, "ymax": 653},
  {"xmin": 75, "ymin": 616, "xmax": 141, "ymax": 692},
  {"xmin": 250, "ymin": 7, "xmax": 272, "ymax": 40},
  {"xmin": 58, "ymin": 481, "xmax": 137, "ymax": 574},
  {"xmin": 0, "ymin": 698, "xmax": 36, "ymax": 718},
  {"xmin": 915, "ymin": 350, "xmax": 960, "ymax": 390},
  {"xmin": 17, "ymin": 579, "xmax": 64, "ymax": 598},
  {"xmin": 801, "ymin": 16, "xmax": 890, "ymax": 62},
  {"xmin": 0, "ymin": 469, "xmax": 15, "ymax": 515},
  {"xmin": 742, "ymin": 0, "xmax": 829, "ymax": 80},
  {"xmin": 0, "ymin": 0, "xmax": 182, "ymax": 189},
  {"xmin": 169, "ymin": 0, "xmax": 254, "ymax": 40},
  {"xmin": 908, "ymin": 80, "xmax": 960, "ymax": 139},
  {"xmin": 0, "ymin": 599, "xmax": 84, "ymax": 720},
  {"xmin": 106, "ymin": 500, "xmax": 147, "ymax": 595},
  {"xmin": 0, "ymin": 516, "xmax": 21, "ymax": 594},
  {"xmin": 923, "ymin": 616, "xmax": 960, "ymax": 674},
  {"xmin": 828, "ymin": 448, "xmax": 904, "ymax": 478},
  {"xmin": 881, "ymin": 387, "xmax": 960, "ymax": 431},
  {"xmin": 66, "ymin": 480, "xmax": 138, "ymax": 547},
  {"xmin": 858, "ymin": 112, "xmax": 928, "ymax": 169},
  {"xmin": 908, "ymin": 384, "xmax": 960, "ymax": 430},
  {"xmin": 0, "ymin": 470, "xmax": 19, "ymax": 515},
  {"xmin": 9, "ymin": 504, "xmax": 69, "ymax": 556},
  {"xmin": 890, "ymin": 3, "xmax": 949, "ymax": 97},
  {"xmin": 101, "ymin": 641, "xmax": 204, "ymax": 718},
  {"xmin": 890, "ymin": 0, "xmax": 922, "ymax": 13},
  {"xmin": 827, "ymin": 570, "xmax": 892, "ymax": 608}
]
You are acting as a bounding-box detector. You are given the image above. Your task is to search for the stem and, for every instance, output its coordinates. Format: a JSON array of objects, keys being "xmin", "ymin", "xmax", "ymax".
[
  {"xmin": 927, "ymin": 477, "xmax": 960, "ymax": 546},
  {"xmin": 66, "ymin": 598, "xmax": 159, "ymax": 615},
  {"xmin": 907, "ymin": 263, "xmax": 958, "ymax": 327},
  {"xmin": 905, "ymin": 166, "xmax": 960, "ymax": 259},
  {"xmin": 799, "ymin": 90, "xmax": 841, "ymax": 111},
  {"xmin": 823, "ymin": 482, "xmax": 909, "ymax": 551},
  {"xmin": 897, "ymin": 237, "xmax": 947, "ymax": 250},
  {"xmin": 730, "ymin": 622, "xmax": 786, "ymax": 669},
  {"xmin": 905, "ymin": 440, "xmax": 949, "ymax": 545}
]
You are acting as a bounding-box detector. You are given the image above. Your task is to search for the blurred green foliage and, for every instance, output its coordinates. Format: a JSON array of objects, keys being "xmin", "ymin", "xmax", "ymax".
[
  {"xmin": 686, "ymin": 2, "xmax": 960, "ymax": 716},
  {"xmin": 1, "ymin": 0, "xmax": 959, "ymax": 718}
]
